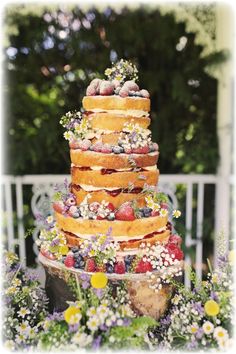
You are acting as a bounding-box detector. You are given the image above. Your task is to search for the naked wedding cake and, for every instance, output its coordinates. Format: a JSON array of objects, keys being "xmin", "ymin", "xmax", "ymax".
[{"xmin": 38, "ymin": 60, "xmax": 184, "ymax": 318}]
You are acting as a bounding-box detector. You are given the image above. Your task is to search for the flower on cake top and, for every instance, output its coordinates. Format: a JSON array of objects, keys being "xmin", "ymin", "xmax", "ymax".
[{"xmin": 104, "ymin": 59, "xmax": 138, "ymax": 84}]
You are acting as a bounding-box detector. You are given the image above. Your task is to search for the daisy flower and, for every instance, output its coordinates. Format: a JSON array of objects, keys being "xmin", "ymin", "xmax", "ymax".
[
  {"xmin": 87, "ymin": 316, "xmax": 100, "ymax": 332},
  {"xmin": 213, "ymin": 327, "xmax": 229, "ymax": 342},
  {"xmin": 202, "ymin": 321, "xmax": 214, "ymax": 335},
  {"xmin": 172, "ymin": 209, "xmax": 181, "ymax": 218},
  {"xmin": 17, "ymin": 307, "xmax": 30, "ymax": 318}
]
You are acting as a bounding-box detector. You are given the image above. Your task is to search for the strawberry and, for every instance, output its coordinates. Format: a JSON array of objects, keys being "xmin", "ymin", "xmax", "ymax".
[
  {"xmin": 119, "ymin": 87, "xmax": 129, "ymax": 98},
  {"xmin": 101, "ymin": 144, "xmax": 112, "ymax": 154},
  {"xmin": 166, "ymin": 243, "xmax": 184, "ymax": 261},
  {"xmin": 85, "ymin": 258, "xmax": 96, "ymax": 272},
  {"xmin": 107, "ymin": 202, "xmax": 115, "ymax": 212},
  {"xmin": 112, "ymin": 79, "xmax": 121, "ymax": 89},
  {"xmin": 169, "ymin": 234, "xmax": 182, "ymax": 247},
  {"xmin": 53, "ymin": 201, "xmax": 65, "ymax": 214},
  {"xmin": 135, "ymin": 258, "xmax": 153, "ymax": 273},
  {"xmin": 115, "ymin": 202, "xmax": 135, "ymax": 221},
  {"xmin": 124, "ymin": 147, "xmax": 132, "ymax": 154},
  {"xmin": 114, "ymin": 261, "xmax": 125, "ymax": 274},
  {"xmin": 79, "ymin": 139, "xmax": 91, "ymax": 151},
  {"xmin": 97, "ymin": 215, "xmax": 105, "ymax": 220},
  {"xmin": 64, "ymin": 253, "xmax": 75, "ymax": 268},
  {"xmin": 123, "ymin": 80, "xmax": 139, "ymax": 92},
  {"xmin": 68, "ymin": 205, "xmax": 78, "ymax": 217},
  {"xmin": 139, "ymin": 89, "xmax": 150, "ymax": 98},
  {"xmin": 86, "ymin": 85, "xmax": 97, "ymax": 96},
  {"xmin": 132, "ymin": 146, "xmax": 149, "ymax": 154},
  {"xmin": 160, "ymin": 202, "xmax": 168, "ymax": 210},
  {"xmin": 99, "ymin": 81, "xmax": 115, "ymax": 95}
]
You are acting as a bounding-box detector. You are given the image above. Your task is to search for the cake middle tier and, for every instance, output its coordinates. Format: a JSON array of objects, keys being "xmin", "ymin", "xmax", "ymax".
[
  {"xmin": 70, "ymin": 150, "xmax": 159, "ymax": 169},
  {"xmin": 71, "ymin": 166, "xmax": 159, "ymax": 189},
  {"xmin": 55, "ymin": 211, "xmax": 168, "ymax": 237}
]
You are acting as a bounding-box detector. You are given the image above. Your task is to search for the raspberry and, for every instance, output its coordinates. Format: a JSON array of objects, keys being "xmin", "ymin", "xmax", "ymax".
[
  {"xmin": 114, "ymin": 261, "xmax": 125, "ymax": 274},
  {"xmin": 115, "ymin": 202, "xmax": 135, "ymax": 221},
  {"xmin": 169, "ymin": 234, "xmax": 183, "ymax": 247},
  {"xmin": 132, "ymin": 146, "xmax": 149, "ymax": 154},
  {"xmin": 139, "ymin": 89, "xmax": 150, "ymax": 98},
  {"xmin": 166, "ymin": 243, "xmax": 184, "ymax": 261},
  {"xmin": 119, "ymin": 87, "xmax": 129, "ymax": 97},
  {"xmin": 86, "ymin": 85, "xmax": 97, "ymax": 96},
  {"xmin": 151, "ymin": 210, "xmax": 159, "ymax": 217},
  {"xmin": 107, "ymin": 202, "xmax": 115, "ymax": 212},
  {"xmin": 53, "ymin": 201, "xmax": 65, "ymax": 214},
  {"xmin": 79, "ymin": 139, "xmax": 91, "ymax": 151},
  {"xmin": 123, "ymin": 80, "xmax": 139, "ymax": 92},
  {"xmin": 68, "ymin": 205, "xmax": 78, "ymax": 217},
  {"xmin": 135, "ymin": 258, "xmax": 153, "ymax": 273},
  {"xmin": 85, "ymin": 258, "xmax": 96, "ymax": 272},
  {"xmin": 99, "ymin": 81, "xmax": 115, "ymax": 95},
  {"xmin": 93, "ymin": 142, "xmax": 103, "ymax": 152},
  {"xmin": 97, "ymin": 215, "xmax": 105, "ymax": 220},
  {"xmin": 100, "ymin": 144, "xmax": 112, "ymax": 154},
  {"xmin": 64, "ymin": 253, "xmax": 75, "ymax": 268}
]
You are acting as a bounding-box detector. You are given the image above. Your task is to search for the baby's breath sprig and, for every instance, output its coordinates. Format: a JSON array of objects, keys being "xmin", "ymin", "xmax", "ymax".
[{"xmin": 104, "ymin": 59, "xmax": 139, "ymax": 84}]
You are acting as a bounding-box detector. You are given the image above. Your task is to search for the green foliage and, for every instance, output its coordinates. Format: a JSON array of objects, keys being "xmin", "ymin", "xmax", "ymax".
[{"xmin": 3, "ymin": 6, "xmax": 221, "ymax": 175}]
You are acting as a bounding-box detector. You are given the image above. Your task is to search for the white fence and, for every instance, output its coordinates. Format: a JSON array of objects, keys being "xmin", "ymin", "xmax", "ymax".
[{"xmin": 1, "ymin": 174, "xmax": 231, "ymax": 285}]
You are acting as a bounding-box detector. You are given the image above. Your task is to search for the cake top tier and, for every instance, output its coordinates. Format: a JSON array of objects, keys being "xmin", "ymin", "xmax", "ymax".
[{"xmin": 85, "ymin": 59, "xmax": 150, "ymax": 102}]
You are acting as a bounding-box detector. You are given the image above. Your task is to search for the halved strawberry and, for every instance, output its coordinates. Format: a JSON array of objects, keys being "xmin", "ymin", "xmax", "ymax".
[
  {"xmin": 107, "ymin": 202, "xmax": 115, "ymax": 212},
  {"xmin": 132, "ymin": 146, "xmax": 149, "ymax": 154},
  {"xmin": 115, "ymin": 202, "xmax": 135, "ymax": 221}
]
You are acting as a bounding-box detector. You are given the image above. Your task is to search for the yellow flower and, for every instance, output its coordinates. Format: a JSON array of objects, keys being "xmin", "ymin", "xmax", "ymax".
[
  {"xmin": 172, "ymin": 209, "xmax": 181, "ymax": 218},
  {"xmin": 64, "ymin": 306, "xmax": 81, "ymax": 325},
  {"xmin": 115, "ymin": 75, "xmax": 122, "ymax": 81},
  {"xmin": 59, "ymin": 245, "xmax": 69, "ymax": 255},
  {"xmin": 204, "ymin": 300, "xmax": 220, "ymax": 316},
  {"xmin": 189, "ymin": 324, "xmax": 198, "ymax": 334},
  {"xmin": 160, "ymin": 208, "xmax": 168, "ymax": 217},
  {"xmin": 105, "ymin": 68, "xmax": 112, "ymax": 76},
  {"xmin": 211, "ymin": 273, "xmax": 219, "ymax": 284},
  {"xmin": 90, "ymin": 272, "xmax": 108, "ymax": 289}
]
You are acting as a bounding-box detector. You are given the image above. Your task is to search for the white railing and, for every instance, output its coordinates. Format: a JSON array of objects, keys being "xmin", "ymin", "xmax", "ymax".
[{"xmin": 1, "ymin": 174, "xmax": 231, "ymax": 285}]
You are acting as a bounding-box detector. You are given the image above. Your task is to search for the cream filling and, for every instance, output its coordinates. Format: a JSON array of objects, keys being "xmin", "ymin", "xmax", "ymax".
[
  {"xmin": 72, "ymin": 149, "xmax": 158, "ymax": 157},
  {"xmin": 67, "ymin": 227, "xmax": 166, "ymax": 242},
  {"xmin": 79, "ymin": 184, "xmax": 121, "ymax": 191},
  {"xmin": 89, "ymin": 109, "xmax": 149, "ymax": 118},
  {"xmin": 71, "ymin": 164, "xmax": 157, "ymax": 172}
]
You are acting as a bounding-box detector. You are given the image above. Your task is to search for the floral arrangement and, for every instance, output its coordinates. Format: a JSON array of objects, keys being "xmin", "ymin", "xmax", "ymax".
[
  {"xmin": 104, "ymin": 59, "xmax": 139, "ymax": 84},
  {"xmin": 3, "ymin": 251, "xmax": 48, "ymax": 351},
  {"xmin": 149, "ymin": 250, "xmax": 235, "ymax": 351}
]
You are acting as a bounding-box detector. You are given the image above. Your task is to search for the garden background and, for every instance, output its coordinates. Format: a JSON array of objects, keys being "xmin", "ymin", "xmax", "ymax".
[{"xmin": 2, "ymin": 2, "xmax": 234, "ymax": 277}]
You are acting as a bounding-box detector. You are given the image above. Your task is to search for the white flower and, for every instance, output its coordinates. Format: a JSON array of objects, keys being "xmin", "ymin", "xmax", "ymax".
[
  {"xmin": 109, "ymin": 336, "xmax": 115, "ymax": 343},
  {"xmin": 17, "ymin": 307, "xmax": 30, "ymax": 318},
  {"xmin": 86, "ymin": 307, "xmax": 97, "ymax": 317},
  {"xmin": 213, "ymin": 326, "xmax": 229, "ymax": 342},
  {"xmin": 46, "ymin": 215, "xmax": 54, "ymax": 224},
  {"xmin": 64, "ymin": 131, "xmax": 73, "ymax": 141},
  {"xmin": 4, "ymin": 340, "xmax": 15, "ymax": 350},
  {"xmin": 87, "ymin": 316, "xmax": 100, "ymax": 332},
  {"xmin": 202, "ymin": 321, "xmax": 214, "ymax": 335},
  {"xmin": 16, "ymin": 321, "xmax": 31, "ymax": 336},
  {"xmin": 160, "ymin": 208, "xmax": 168, "ymax": 217},
  {"xmin": 72, "ymin": 332, "xmax": 93, "ymax": 347},
  {"xmin": 172, "ymin": 209, "xmax": 181, "ymax": 218},
  {"xmin": 12, "ymin": 278, "xmax": 21, "ymax": 287}
]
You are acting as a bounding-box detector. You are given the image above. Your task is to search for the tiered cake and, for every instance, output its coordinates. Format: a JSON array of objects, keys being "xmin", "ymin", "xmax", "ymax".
[{"xmin": 38, "ymin": 60, "xmax": 183, "ymax": 318}]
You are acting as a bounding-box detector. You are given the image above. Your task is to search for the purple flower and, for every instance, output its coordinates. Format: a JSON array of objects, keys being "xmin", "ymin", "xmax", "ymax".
[
  {"xmin": 93, "ymin": 288, "xmax": 104, "ymax": 299},
  {"xmin": 106, "ymin": 227, "xmax": 113, "ymax": 236},
  {"xmin": 99, "ymin": 324, "xmax": 107, "ymax": 331},
  {"xmin": 191, "ymin": 301, "xmax": 204, "ymax": 315},
  {"xmin": 210, "ymin": 291, "xmax": 219, "ymax": 301},
  {"xmin": 50, "ymin": 238, "xmax": 60, "ymax": 247},
  {"xmin": 122, "ymin": 318, "xmax": 131, "ymax": 326},
  {"xmin": 46, "ymin": 311, "xmax": 64, "ymax": 321},
  {"xmin": 69, "ymin": 323, "xmax": 79, "ymax": 333},
  {"xmin": 80, "ymin": 273, "xmax": 90, "ymax": 281},
  {"xmin": 195, "ymin": 327, "xmax": 204, "ymax": 339},
  {"xmin": 186, "ymin": 340, "xmax": 198, "ymax": 350},
  {"xmin": 160, "ymin": 315, "xmax": 171, "ymax": 326},
  {"xmin": 82, "ymin": 281, "xmax": 90, "ymax": 289},
  {"xmin": 92, "ymin": 335, "xmax": 101, "ymax": 350}
]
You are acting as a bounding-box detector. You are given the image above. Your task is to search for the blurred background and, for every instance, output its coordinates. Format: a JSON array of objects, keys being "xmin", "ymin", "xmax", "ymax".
[{"xmin": 1, "ymin": 2, "xmax": 234, "ymax": 284}]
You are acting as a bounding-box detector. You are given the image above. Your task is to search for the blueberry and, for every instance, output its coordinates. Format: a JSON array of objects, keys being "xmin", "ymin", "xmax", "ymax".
[
  {"xmin": 106, "ymin": 263, "xmax": 114, "ymax": 273},
  {"xmin": 71, "ymin": 246, "xmax": 79, "ymax": 253},
  {"xmin": 74, "ymin": 262, "xmax": 82, "ymax": 269},
  {"xmin": 125, "ymin": 255, "xmax": 135, "ymax": 271},
  {"xmin": 73, "ymin": 212, "xmax": 80, "ymax": 219},
  {"xmin": 107, "ymin": 213, "xmax": 115, "ymax": 221},
  {"xmin": 114, "ymin": 87, "xmax": 121, "ymax": 95},
  {"xmin": 74, "ymin": 259, "xmax": 85, "ymax": 269},
  {"xmin": 74, "ymin": 253, "xmax": 83, "ymax": 262},
  {"xmin": 149, "ymin": 144, "xmax": 155, "ymax": 152},
  {"xmin": 89, "ymin": 145, "xmax": 94, "ymax": 151},
  {"xmin": 141, "ymin": 207, "xmax": 152, "ymax": 217},
  {"xmin": 112, "ymin": 146, "xmax": 123, "ymax": 154}
]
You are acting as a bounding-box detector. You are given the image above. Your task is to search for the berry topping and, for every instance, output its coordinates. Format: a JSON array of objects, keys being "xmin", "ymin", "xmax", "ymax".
[
  {"xmin": 100, "ymin": 143, "xmax": 112, "ymax": 154},
  {"xmin": 79, "ymin": 139, "xmax": 92, "ymax": 151},
  {"xmin": 166, "ymin": 243, "xmax": 184, "ymax": 261},
  {"xmin": 135, "ymin": 258, "xmax": 153, "ymax": 273},
  {"xmin": 140, "ymin": 207, "xmax": 152, "ymax": 218},
  {"xmin": 93, "ymin": 142, "xmax": 103, "ymax": 152},
  {"xmin": 114, "ymin": 261, "xmax": 125, "ymax": 274},
  {"xmin": 112, "ymin": 79, "xmax": 121, "ymax": 89},
  {"xmin": 90, "ymin": 78, "xmax": 102, "ymax": 92},
  {"xmin": 119, "ymin": 87, "xmax": 129, "ymax": 98},
  {"xmin": 86, "ymin": 85, "xmax": 97, "ymax": 96},
  {"xmin": 71, "ymin": 246, "xmax": 79, "ymax": 253},
  {"xmin": 68, "ymin": 205, "xmax": 78, "ymax": 217},
  {"xmin": 124, "ymin": 255, "xmax": 135, "ymax": 272},
  {"xmin": 112, "ymin": 145, "xmax": 124, "ymax": 154},
  {"xmin": 139, "ymin": 89, "xmax": 150, "ymax": 98},
  {"xmin": 115, "ymin": 202, "xmax": 136, "ymax": 221},
  {"xmin": 132, "ymin": 146, "xmax": 149, "ymax": 154},
  {"xmin": 107, "ymin": 212, "xmax": 115, "ymax": 221},
  {"xmin": 151, "ymin": 210, "xmax": 159, "ymax": 217},
  {"xmin": 106, "ymin": 263, "xmax": 114, "ymax": 273},
  {"xmin": 89, "ymin": 202, "xmax": 100, "ymax": 212},
  {"xmin": 69, "ymin": 140, "xmax": 81, "ymax": 149},
  {"xmin": 99, "ymin": 80, "xmax": 115, "ymax": 95},
  {"xmin": 65, "ymin": 197, "xmax": 76, "ymax": 207},
  {"xmin": 85, "ymin": 258, "xmax": 96, "ymax": 272},
  {"xmin": 169, "ymin": 234, "xmax": 183, "ymax": 247},
  {"xmin": 64, "ymin": 253, "xmax": 75, "ymax": 268},
  {"xmin": 107, "ymin": 202, "xmax": 115, "ymax": 212},
  {"xmin": 53, "ymin": 201, "xmax": 65, "ymax": 214},
  {"xmin": 123, "ymin": 80, "xmax": 139, "ymax": 92}
]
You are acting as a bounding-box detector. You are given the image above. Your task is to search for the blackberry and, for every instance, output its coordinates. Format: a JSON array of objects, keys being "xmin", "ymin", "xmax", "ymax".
[
  {"xmin": 106, "ymin": 263, "xmax": 114, "ymax": 273},
  {"xmin": 141, "ymin": 207, "xmax": 152, "ymax": 217},
  {"xmin": 74, "ymin": 259, "xmax": 85, "ymax": 269},
  {"xmin": 124, "ymin": 255, "xmax": 135, "ymax": 271}
]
